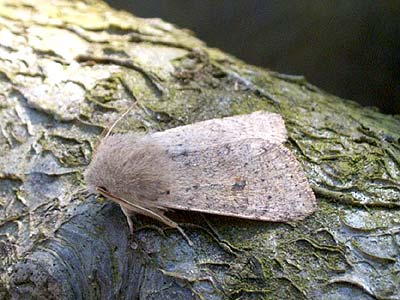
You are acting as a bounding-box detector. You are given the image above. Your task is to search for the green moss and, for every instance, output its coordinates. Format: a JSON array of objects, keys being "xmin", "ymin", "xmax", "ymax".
[{"xmin": 38, "ymin": 134, "xmax": 91, "ymax": 167}]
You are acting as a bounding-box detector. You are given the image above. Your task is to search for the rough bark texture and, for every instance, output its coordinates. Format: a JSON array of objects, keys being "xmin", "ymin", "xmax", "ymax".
[{"xmin": 0, "ymin": 1, "xmax": 399, "ymax": 300}]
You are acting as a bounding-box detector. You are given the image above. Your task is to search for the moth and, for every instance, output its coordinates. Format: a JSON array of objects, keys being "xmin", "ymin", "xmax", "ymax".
[{"xmin": 84, "ymin": 111, "xmax": 316, "ymax": 245}]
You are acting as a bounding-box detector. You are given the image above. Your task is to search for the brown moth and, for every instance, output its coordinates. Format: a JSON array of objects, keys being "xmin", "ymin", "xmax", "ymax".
[{"xmin": 84, "ymin": 111, "xmax": 316, "ymax": 245}]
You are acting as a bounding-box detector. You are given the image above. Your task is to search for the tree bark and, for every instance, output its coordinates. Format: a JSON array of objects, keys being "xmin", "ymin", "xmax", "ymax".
[{"xmin": 0, "ymin": 1, "xmax": 399, "ymax": 299}]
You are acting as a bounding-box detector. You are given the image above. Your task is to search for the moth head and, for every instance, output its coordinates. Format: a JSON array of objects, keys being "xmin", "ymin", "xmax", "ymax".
[
  {"xmin": 84, "ymin": 133, "xmax": 174, "ymax": 202},
  {"xmin": 84, "ymin": 134, "xmax": 135, "ymax": 195}
]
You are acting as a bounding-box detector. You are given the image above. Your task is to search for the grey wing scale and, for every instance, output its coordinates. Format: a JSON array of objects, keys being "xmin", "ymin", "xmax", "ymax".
[{"xmin": 158, "ymin": 139, "xmax": 316, "ymax": 222}]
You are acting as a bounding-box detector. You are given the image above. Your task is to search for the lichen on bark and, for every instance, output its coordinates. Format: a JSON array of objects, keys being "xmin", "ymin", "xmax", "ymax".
[{"xmin": 0, "ymin": 1, "xmax": 399, "ymax": 299}]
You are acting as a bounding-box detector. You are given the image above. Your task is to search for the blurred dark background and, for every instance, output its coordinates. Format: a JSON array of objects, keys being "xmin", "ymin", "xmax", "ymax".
[{"xmin": 105, "ymin": 0, "xmax": 400, "ymax": 115}]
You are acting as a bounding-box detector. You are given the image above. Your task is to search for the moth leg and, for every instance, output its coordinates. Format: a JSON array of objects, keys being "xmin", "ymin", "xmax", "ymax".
[
  {"xmin": 121, "ymin": 204, "xmax": 193, "ymax": 246},
  {"xmin": 120, "ymin": 205, "xmax": 135, "ymax": 234},
  {"xmin": 176, "ymin": 225, "xmax": 194, "ymax": 247},
  {"xmin": 98, "ymin": 188, "xmax": 193, "ymax": 246},
  {"xmin": 122, "ymin": 206, "xmax": 193, "ymax": 245},
  {"xmin": 159, "ymin": 215, "xmax": 194, "ymax": 247}
]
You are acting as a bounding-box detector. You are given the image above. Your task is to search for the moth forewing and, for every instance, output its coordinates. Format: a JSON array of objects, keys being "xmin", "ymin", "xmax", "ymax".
[
  {"xmin": 157, "ymin": 139, "xmax": 316, "ymax": 221},
  {"xmin": 152, "ymin": 111, "xmax": 287, "ymax": 152}
]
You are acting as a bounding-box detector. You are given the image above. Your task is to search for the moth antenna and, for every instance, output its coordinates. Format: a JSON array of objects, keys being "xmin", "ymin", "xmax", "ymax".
[
  {"xmin": 104, "ymin": 104, "xmax": 136, "ymax": 139},
  {"xmin": 92, "ymin": 102, "xmax": 139, "ymax": 157},
  {"xmin": 97, "ymin": 187, "xmax": 193, "ymax": 246}
]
